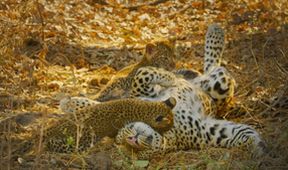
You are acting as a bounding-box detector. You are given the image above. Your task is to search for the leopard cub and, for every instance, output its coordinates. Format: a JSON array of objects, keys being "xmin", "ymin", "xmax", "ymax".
[{"xmin": 11, "ymin": 97, "xmax": 176, "ymax": 156}]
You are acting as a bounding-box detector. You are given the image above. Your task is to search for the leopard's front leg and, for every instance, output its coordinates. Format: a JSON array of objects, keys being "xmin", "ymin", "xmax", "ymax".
[
  {"xmin": 136, "ymin": 129, "xmax": 178, "ymax": 159},
  {"xmin": 131, "ymin": 66, "xmax": 177, "ymax": 98}
]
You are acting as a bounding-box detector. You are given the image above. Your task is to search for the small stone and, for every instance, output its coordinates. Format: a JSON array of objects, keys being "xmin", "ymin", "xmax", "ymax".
[{"xmin": 17, "ymin": 157, "xmax": 25, "ymax": 164}]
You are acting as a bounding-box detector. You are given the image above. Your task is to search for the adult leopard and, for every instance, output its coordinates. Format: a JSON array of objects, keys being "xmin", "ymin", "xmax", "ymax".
[{"xmin": 115, "ymin": 24, "xmax": 266, "ymax": 159}]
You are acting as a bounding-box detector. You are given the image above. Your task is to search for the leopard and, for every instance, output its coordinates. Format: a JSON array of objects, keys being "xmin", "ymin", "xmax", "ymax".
[
  {"xmin": 10, "ymin": 97, "xmax": 176, "ymax": 157},
  {"xmin": 114, "ymin": 24, "xmax": 267, "ymax": 159},
  {"xmin": 116, "ymin": 120, "xmax": 266, "ymax": 159},
  {"xmin": 95, "ymin": 41, "xmax": 176, "ymax": 102},
  {"xmin": 96, "ymin": 25, "xmax": 235, "ymax": 113}
]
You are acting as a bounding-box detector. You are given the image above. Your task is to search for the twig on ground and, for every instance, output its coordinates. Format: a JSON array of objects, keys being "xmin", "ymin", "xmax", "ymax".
[
  {"xmin": 155, "ymin": 151, "xmax": 184, "ymax": 169},
  {"xmin": 258, "ymin": 47, "xmax": 288, "ymax": 116},
  {"xmin": 33, "ymin": 118, "xmax": 44, "ymax": 170},
  {"xmin": 234, "ymin": 78, "xmax": 259, "ymax": 96},
  {"xmin": 65, "ymin": 153, "xmax": 89, "ymax": 169},
  {"xmin": 250, "ymin": 38, "xmax": 261, "ymax": 78},
  {"xmin": 259, "ymin": 85, "xmax": 288, "ymax": 117},
  {"xmin": 273, "ymin": 57, "xmax": 288, "ymax": 76},
  {"xmin": 36, "ymin": 0, "xmax": 45, "ymax": 42},
  {"xmin": 7, "ymin": 120, "xmax": 11, "ymax": 170},
  {"xmin": 124, "ymin": 0, "xmax": 169, "ymax": 11},
  {"xmin": 276, "ymin": 48, "xmax": 288, "ymax": 76},
  {"xmin": 58, "ymin": 53, "xmax": 78, "ymax": 87},
  {"xmin": 279, "ymin": 48, "xmax": 288, "ymax": 60},
  {"xmin": 168, "ymin": 4, "xmax": 192, "ymax": 18}
]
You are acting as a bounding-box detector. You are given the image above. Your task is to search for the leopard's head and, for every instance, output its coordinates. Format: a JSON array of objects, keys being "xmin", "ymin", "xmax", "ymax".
[
  {"xmin": 96, "ymin": 41, "xmax": 176, "ymax": 102},
  {"xmin": 122, "ymin": 122, "xmax": 162, "ymax": 150},
  {"xmin": 145, "ymin": 97, "xmax": 176, "ymax": 133},
  {"xmin": 142, "ymin": 41, "xmax": 176, "ymax": 71}
]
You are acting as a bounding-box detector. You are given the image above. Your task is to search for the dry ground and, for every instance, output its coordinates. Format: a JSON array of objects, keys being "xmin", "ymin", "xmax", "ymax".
[{"xmin": 0, "ymin": 0, "xmax": 287, "ymax": 169}]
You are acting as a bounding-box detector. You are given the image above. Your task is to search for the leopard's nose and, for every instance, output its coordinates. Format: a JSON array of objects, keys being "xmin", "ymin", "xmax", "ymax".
[{"xmin": 127, "ymin": 136, "xmax": 138, "ymax": 144}]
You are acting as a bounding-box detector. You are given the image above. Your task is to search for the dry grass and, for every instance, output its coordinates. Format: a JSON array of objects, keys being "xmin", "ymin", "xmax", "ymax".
[{"xmin": 0, "ymin": 0, "xmax": 288, "ymax": 169}]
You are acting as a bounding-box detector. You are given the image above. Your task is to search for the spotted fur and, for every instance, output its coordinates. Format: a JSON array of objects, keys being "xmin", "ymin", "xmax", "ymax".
[
  {"xmin": 11, "ymin": 98, "xmax": 176, "ymax": 156},
  {"xmin": 204, "ymin": 24, "xmax": 225, "ymax": 73},
  {"xmin": 190, "ymin": 66, "xmax": 236, "ymax": 109},
  {"xmin": 60, "ymin": 96, "xmax": 100, "ymax": 114},
  {"xmin": 116, "ymin": 122, "xmax": 162, "ymax": 153},
  {"xmin": 173, "ymin": 24, "xmax": 235, "ymax": 109},
  {"xmin": 118, "ymin": 24, "xmax": 265, "ymax": 159},
  {"xmin": 96, "ymin": 41, "xmax": 176, "ymax": 102},
  {"xmin": 117, "ymin": 119, "xmax": 266, "ymax": 159}
]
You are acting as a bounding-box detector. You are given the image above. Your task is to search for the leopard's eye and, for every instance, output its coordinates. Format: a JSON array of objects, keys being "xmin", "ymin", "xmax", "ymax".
[
  {"xmin": 138, "ymin": 136, "xmax": 151, "ymax": 148},
  {"xmin": 155, "ymin": 115, "xmax": 163, "ymax": 122},
  {"xmin": 146, "ymin": 135, "xmax": 153, "ymax": 142}
]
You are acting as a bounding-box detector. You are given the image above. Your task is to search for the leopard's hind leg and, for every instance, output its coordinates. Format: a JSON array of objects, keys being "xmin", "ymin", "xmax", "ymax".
[{"xmin": 204, "ymin": 24, "xmax": 225, "ymax": 74}]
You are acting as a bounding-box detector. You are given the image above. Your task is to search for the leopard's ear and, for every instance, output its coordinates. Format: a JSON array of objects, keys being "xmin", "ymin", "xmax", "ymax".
[
  {"xmin": 144, "ymin": 43, "xmax": 156, "ymax": 61},
  {"xmin": 153, "ymin": 38, "xmax": 175, "ymax": 51},
  {"xmin": 163, "ymin": 97, "xmax": 177, "ymax": 109}
]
